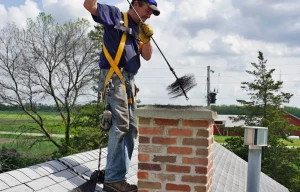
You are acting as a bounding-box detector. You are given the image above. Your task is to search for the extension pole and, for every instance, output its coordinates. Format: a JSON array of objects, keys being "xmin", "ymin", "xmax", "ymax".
[
  {"xmin": 207, "ymin": 66, "xmax": 211, "ymax": 109},
  {"xmin": 247, "ymin": 145, "xmax": 262, "ymax": 192},
  {"xmin": 126, "ymin": 0, "xmax": 189, "ymax": 100}
]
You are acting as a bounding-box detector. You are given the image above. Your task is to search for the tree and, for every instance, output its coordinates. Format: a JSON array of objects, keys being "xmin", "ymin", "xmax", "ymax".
[
  {"xmin": 224, "ymin": 51, "xmax": 300, "ymax": 191},
  {"xmin": 0, "ymin": 13, "xmax": 101, "ymax": 152},
  {"xmin": 87, "ymin": 24, "xmax": 104, "ymax": 126},
  {"xmin": 231, "ymin": 51, "xmax": 294, "ymax": 146}
]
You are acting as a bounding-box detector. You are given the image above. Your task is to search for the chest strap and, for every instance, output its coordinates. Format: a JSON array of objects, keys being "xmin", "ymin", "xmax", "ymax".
[{"xmin": 102, "ymin": 12, "xmax": 137, "ymax": 104}]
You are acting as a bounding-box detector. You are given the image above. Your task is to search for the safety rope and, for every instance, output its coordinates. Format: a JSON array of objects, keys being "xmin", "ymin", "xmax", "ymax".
[
  {"xmin": 97, "ymin": 130, "xmax": 107, "ymax": 172},
  {"xmin": 53, "ymin": 128, "xmax": 108, "ymax": 190}
]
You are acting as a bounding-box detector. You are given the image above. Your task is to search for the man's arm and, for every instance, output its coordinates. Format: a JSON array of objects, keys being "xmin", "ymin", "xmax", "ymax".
[
  {"xmin": 83, "ymin": 0, "xmax": 98, "ymax": 16},
  {"xmin": 141, "ymin": 42, "xmax": 152, "ymax": 61}
]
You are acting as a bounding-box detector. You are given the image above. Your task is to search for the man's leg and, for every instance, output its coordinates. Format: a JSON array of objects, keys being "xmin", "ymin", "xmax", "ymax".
[
  {"xmin": 103, "ymin": 75, "xmax": 137, "ymax": 192},
  {"xmin": 104, "ymin": 80, "xmax": 128, "ymax": 183},
  {"xmin": 124, "ymin": 104, "xmax": 138, "ymax": 175}
]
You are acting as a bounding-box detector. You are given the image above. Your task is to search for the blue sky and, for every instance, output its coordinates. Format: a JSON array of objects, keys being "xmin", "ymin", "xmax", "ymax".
[{"xmin": 1, "ymin": 0, "xmax": 300, "ymax": 107}]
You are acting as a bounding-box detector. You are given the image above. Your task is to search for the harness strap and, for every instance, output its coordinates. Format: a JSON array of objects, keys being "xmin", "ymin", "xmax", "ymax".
[
  {"xmin": 114, "ymin": 25, "xmax": 138, "ymax": 39},
  {"xmin": 102, "ymin": 12, "xmax": 138, "ymax": 104},
  {"xmin": 103, "ymin": 12, "xmax": 128, "ymax": 92}
]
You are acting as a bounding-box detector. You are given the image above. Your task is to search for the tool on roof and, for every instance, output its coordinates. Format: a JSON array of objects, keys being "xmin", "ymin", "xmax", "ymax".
[{"xmin": 126, "ymin": 0, "xmax": 197, "ymax": 100}]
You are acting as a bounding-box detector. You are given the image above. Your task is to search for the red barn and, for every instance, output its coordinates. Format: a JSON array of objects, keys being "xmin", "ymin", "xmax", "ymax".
[
  {"xmin": 283, "ymin": 112, "xmax": 300, "ymax": 136},
  {"xmin": 214, "ymin": 115, "xmax": 244, "ymax": 136},
  {"xmin": 214, "ymin": 113, "xmax": 300, "ymax": 136}
]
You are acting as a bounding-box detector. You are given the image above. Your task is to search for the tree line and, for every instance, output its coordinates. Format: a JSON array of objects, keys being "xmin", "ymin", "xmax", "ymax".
[
  {"xmin": 211, "ymin": 105, "xmax": 300, "ymax": 117},
  {"xmin": 1, "ymin": 103, "xmax": 300, "ymax": 118}
]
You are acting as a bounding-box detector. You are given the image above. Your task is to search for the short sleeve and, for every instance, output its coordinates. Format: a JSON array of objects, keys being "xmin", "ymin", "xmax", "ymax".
[{"xmin": 92, "ymin": 3, "xmax": 121, "ymax": 26}]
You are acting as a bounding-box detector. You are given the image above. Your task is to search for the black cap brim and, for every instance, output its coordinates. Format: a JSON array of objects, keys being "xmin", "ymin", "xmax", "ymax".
[{"xmin": 148, "ymin": 4, "xmax": 160, "ymax": 16}]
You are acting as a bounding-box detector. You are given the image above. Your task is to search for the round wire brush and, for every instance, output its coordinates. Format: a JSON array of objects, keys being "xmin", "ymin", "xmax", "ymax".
[
  {"xmin": 167, "ymin": 73, "xmax": 197, "ymax": 99},
  {"xmin": 126, "ymin": 0, "xmax": 197, "ymax": 100}
]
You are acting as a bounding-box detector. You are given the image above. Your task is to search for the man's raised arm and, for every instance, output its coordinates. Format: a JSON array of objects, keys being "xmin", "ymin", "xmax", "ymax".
[{"xmin": 83, "ymin": 0, "xmax": 98, "ymax": 16}]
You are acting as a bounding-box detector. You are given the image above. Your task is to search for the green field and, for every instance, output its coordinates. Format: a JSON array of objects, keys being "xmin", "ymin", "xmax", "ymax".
[
  {"xmin": 0, "ymin": 133, "xmax": 60, "ymax": 156},
  {"xmin": 0, "ymin": 111, "xmax": 65, "ymax": 134}
]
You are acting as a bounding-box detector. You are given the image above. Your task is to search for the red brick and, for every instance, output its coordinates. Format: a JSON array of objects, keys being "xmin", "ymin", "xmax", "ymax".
[
  {"xmin": 196, "ymin": 129, "xmax": 210, "ymax": 137},
  {"xmin": 138, "ymin": 154, "xmax": 150, "ymax": 162},
  {"xmin": 152, "ymin": 137, "xmax": 177, "ymax": 145},
  {"xmin": 153, "ymin": 155, "xmax": 176, "ymax": 163},
  {"xmin": 139, "ymin": 145, "xmax": 162, "ymax": 153},
  {"xmin": 182, "ymin": 157, "xmax": 208, "ymax": 165},
  {"xmin": 181, "ymin": 175, "xmax": 207, "ymax": 183},
  {"xmin": 138, "ymin": 181, "xmax": 161, "ymax": 189},
  {"xmin": 138, "ymin": 171, "xmax": 149, "ymax": 179},
  {"xmin": 195, "ymin": 166, "xmax": 207, "ymax": 174},
  {"xmin": 138, "ymin": 163, "xmax": 162, "ymax": 171},
  {"xmin": 166, "ymin": 183, "xmax": 191, "ymax": 191},
  {"xmin": 167, "ymin": 146, "xmax": 192, "ymax": 154},
  {"xmin": 139, "ymin": 127, "xmax": 163, "ymax": 135},
  {"xmin": 166, "ymin": 165, "xmax": 190, "ymax": 173},
  {"xmin": 182, "ymin": 138, "xmax": 209, "ymax": 146},
  {"xmin": 139, "ymin": 118, "xmax": 151, "ymax": 125},
  {"xmin": 154, "ymin": 118, "xmax": 179, "ymax": 126},
  {"xmin": 196, "ymin": 148, "xmax": 209, "ymax": 156},
  {"xmin": 139, "ymin": 136, "xmax": 150, "ymax": 143},
  {"xmin": 168, "ymin": 128, "xmax": 192, "ymax": 136},
  {"xmin": 151, "ymin": 173, "xmax": 176, "ymax": 182},
  {"xmin": 194, "ymin": 186, "xmax": 207, "ymax": 192},
  {"xmin": 182, "ymin": 120, "xmax": 209, "ymax": 127}
]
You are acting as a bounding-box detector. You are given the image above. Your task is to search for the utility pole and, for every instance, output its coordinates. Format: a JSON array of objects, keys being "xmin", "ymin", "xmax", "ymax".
[{"xmin": 207, "ymin": 66, "xmax": 210, "ymax": 109}]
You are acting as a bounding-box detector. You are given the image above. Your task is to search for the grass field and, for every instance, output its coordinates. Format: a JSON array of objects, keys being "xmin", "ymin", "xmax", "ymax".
[
  {"xmin": 214, "ymin": 135, "xmax": 300, "ymax": 146},
  {"xmin": 1, "ymin": 139, "xmax": 58, "ymax": 156},
  {"xmin": 0, "ymin": 111, "xmax": 65, "ymax": 134}
]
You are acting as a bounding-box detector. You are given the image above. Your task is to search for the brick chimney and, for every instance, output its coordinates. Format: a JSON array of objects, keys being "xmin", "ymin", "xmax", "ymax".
[{"xmin": 135, "ymin": 105, "xmax": 217, "ymax": 192}]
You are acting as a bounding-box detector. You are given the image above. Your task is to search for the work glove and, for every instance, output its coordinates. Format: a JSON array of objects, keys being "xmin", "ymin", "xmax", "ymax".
[{"xmin": 138, "ymin": 23, "xmax": 153, "ymax": 43}]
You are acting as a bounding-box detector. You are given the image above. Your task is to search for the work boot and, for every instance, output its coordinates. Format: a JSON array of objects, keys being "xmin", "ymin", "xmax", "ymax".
[{"xmin": 103, "ymin": 180, "xmax": 138, "ymax": 192}]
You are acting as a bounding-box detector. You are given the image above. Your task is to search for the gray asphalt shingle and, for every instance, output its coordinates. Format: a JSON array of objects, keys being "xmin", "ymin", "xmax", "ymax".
[
  {"xmin": 0, "ymin": 141, "xmax": 289, "ymax": 191},
  {"xmin": 213, "ymin": 142, "xmax": 289, "ymax": 192}
]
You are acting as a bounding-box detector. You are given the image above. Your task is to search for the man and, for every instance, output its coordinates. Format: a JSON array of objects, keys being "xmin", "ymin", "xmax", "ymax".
[{"xmin": 83, "ymin": 0, "xmax": 160, "ymax": 191}]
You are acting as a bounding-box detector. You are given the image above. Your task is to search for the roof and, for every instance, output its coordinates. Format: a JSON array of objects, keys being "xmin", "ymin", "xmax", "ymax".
[
  {"xmin": 0, "ymin": 141, "xmax": 289, "ymax": 192},
  {"xmin": 216, "ymin": 115, "xmax": 245, "ymax": 127},
  {"xmin": 0, "ymin": 144, "xmax": 138, "ymax": 192},
  {"xmin": 283, "ymin": 111, "xmax": 300, "ymax": 121},
  {"xmin": 213, "ymin": 142, "xmax": 289, "ymax": 192}
]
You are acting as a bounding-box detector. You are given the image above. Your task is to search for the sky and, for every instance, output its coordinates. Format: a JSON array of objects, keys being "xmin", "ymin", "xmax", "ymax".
[{"xmin": 1, "ymin": 0, "xmax": 300, "ymax": 107}]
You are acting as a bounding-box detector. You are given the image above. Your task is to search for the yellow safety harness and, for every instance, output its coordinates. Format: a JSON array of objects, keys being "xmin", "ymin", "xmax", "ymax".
[{"xmin": 102, "ymin": 12, "xmax": 140, "ymax": 104}]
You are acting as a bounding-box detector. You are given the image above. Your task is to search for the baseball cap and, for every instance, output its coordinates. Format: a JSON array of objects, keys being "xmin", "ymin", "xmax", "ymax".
[{"xmin": 139, "ymin": 0, "xmax": 160, "ymax": 16}]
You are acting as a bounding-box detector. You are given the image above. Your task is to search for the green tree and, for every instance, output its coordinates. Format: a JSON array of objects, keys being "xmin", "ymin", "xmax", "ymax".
[
  {"xmin": 88, "ymin": 24, "xmax": 104, "ymax": 126},
  {"xmin": 231, "ymin": 51, "xmax": 294, "ymax": 146},
  {"xmin": 224, "ymin": 51, "xmax": 300, "ymax": 191}
]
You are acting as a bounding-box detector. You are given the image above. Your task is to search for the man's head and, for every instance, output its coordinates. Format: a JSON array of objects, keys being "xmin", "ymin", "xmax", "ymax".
[{"xmin": 129, "ymin": 0, "xmax": 160, "ymax": 22}]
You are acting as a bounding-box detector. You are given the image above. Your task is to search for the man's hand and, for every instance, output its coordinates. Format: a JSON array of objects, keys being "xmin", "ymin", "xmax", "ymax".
[
  {"xmin": 83, "ymin": 0, "xmax": 98, "ymax": 16},
  {"xmin": 138, "ymin": 24, "xmax": 153, "ymax": 43}
]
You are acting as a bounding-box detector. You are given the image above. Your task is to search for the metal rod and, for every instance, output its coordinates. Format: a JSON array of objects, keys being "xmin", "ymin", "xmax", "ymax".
[
  {"xmin": 207, "ymin": 66, "xmax": 210, "ymax": 108},
  {"xmin": 126, "ymin": 0, "xmax": 189, "ymax": 100},
  {"xmin": 247, "ymin": 145, "xmax": 262, "ymax": 192}
]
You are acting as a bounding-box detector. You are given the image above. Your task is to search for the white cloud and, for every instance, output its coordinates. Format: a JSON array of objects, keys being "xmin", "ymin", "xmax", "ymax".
[
  {"xmin": 0, "ymin": 0, "xmax": 40, "ymax": 29},
  {"xmin": 1, "ymin": 0, "xmax": 300, "ymax": 107},
  {"xmin": 42, "ymin": 0, "xmax": 93, "ymax": 24}
]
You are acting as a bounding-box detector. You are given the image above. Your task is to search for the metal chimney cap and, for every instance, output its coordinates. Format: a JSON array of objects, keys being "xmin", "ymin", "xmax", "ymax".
[
  {"xmin": 244, "ymin": 125, "xmax": 268, "ymax": 146},
  {"xmin": 243, "ymin": 126, "xmax": 268, "ymax": 130}
]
